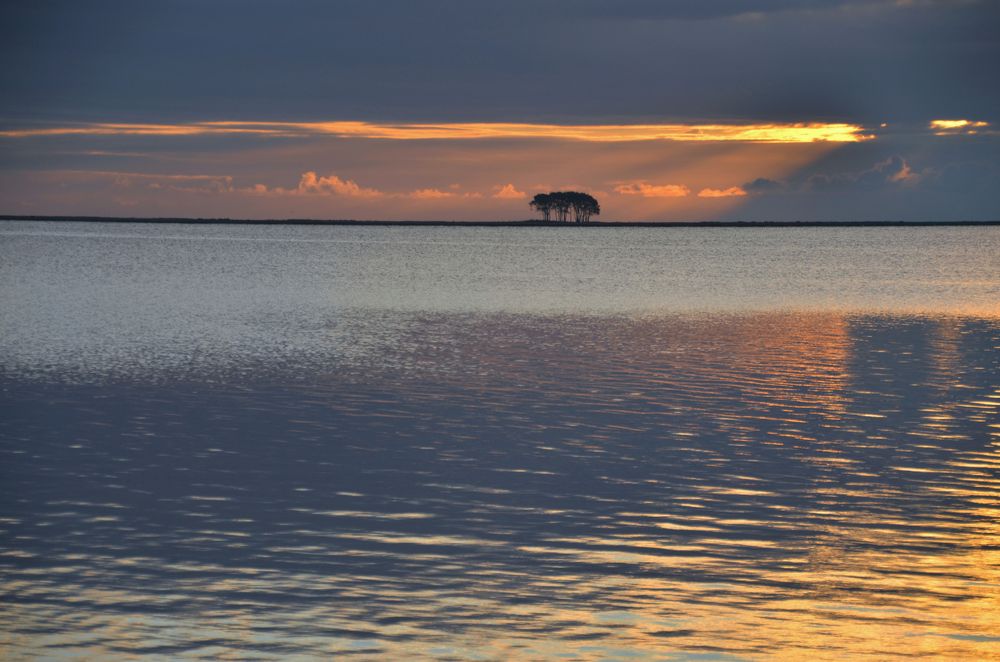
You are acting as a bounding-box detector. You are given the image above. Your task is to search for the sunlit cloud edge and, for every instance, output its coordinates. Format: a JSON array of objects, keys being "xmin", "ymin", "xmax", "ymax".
[{"xmin": 0, "ymin": 120, "xmax": 873, "ymax": 143}]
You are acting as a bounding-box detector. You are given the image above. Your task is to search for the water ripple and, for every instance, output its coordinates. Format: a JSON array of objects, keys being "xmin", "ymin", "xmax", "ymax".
[{"xmin": 2, "ymin": 311, "xmax": 998, "ymax": 659}]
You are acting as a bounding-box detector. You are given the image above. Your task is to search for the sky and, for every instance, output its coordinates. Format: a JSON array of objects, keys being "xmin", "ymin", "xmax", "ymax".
[{"xmin": 1, "ymin": 0, "xmax": 998, "ymax": 221}]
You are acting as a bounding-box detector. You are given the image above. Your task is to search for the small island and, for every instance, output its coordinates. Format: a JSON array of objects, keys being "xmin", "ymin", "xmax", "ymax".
[{"xmin": 529, "ymin": 191, "xmax": 600, "ymax": 223}]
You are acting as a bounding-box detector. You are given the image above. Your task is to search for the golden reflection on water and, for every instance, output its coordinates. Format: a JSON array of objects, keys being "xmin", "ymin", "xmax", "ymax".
[{"xmin": 1, "ymin": 312, "xmax": 999, "ymax": 660}]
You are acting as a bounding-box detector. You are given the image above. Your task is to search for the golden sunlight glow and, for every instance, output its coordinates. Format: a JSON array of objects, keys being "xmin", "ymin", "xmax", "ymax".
[
  {"xmin": 698, "ymin": 186, "xmax": 747, "ymax": 198},
  {"xmin": 930, "ymin": 119, "xmax": 989, "ymax": 130},
  {"xmin": 0, "ymin": 120, "xmax": 873, "ymax": 143},
  {"xmin": 930, "ymin": 119, "xmax": 992, "ymax": 135}
]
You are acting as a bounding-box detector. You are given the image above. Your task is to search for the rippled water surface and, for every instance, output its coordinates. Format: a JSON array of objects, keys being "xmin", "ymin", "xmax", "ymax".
[{"xmin": 1, "ymin": 221, "xmax": 999, "ymax": 660}]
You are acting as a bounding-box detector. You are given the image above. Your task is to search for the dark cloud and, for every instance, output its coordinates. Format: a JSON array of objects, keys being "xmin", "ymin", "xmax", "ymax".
[
  {"xmin": 732, "ymin": 143, "xmax": 1000, "ymax": 221},
  {"xmin": 742, "ymin": 154, "xmax": 943, "ymax": 196},
  {"xmin": 744, "ymin": 177, "xmax": 786, "ymax": 194},
  {"xmin": 527, "ymin": 0, "xmax": 887, "ymax": 21},
  {"xmin": 2, "ymin": 1, "xmax": 997, "ymax": 124},
  {"xmin": 745, "ymin": 152, "xmax": 1000, "ymax": 198},
  {"xmin": 805, "ymin": 155, "xmax": 915, "ymax": 191}
]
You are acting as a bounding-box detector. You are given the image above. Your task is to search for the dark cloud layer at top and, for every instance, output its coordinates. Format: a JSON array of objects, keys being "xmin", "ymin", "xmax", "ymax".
[
  {"xmin": 2, "ymin": 0, "xmax": 997, "ymax": 125},
  {"xmin": 546, "ymin": 0, "xmax": 893, "ymax": 20}
]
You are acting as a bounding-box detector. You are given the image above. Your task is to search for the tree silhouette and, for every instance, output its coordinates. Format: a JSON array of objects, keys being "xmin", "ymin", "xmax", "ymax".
[
  {"xmin": 529, "ymin": 193, "xmax": 553, "ymax": 221},
  {"xmin": 530, "ymin": 191, "xmax": 600, "ymax": 223}
]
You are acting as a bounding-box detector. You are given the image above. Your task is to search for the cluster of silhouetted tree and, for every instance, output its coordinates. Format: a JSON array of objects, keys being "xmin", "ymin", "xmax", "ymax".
[{"xmin": 529, "ymin": 192, "xmax": 600, "ymax": 223}]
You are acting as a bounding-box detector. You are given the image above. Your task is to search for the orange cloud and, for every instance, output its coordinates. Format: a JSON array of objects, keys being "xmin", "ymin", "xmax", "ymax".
[
  {"xmin": 887, "ymin": 160, "xmax": 915, "ymax": 183},
  {"xmin": 614, "ymin": 181, "xmax": 691, "ymax": 197},
  {"xmin": 237, "ymin": 172, "xmax": 384, "ymax": 197},
  {"xmin": 697, "ymin": 186, "xmax": 747, "ymax": 198},
  {"xmin": 409, "ymin": 188, "xmax": 456, "ymax": 199},
  {"xmin": 0, "ymin": 119, "xmax": 873, "ymax": 143},
  {"xmin": 296, "ymin": 171, "xmax": 383, "ymax": 197},
  {"xmin": 492, "ymin": 184, "xmax": 525, "ymax": 199}
]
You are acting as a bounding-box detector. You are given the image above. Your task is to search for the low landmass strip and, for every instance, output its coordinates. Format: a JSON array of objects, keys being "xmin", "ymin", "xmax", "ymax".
[{"xmin": 1, "ymin": 215, "xmax": 998, "ymax": 227}]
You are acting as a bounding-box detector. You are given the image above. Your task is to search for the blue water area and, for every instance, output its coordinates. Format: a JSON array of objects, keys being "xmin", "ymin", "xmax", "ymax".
[{"xmin": 1, "ymin": 222, "xmax": 998, "ymax": 659}]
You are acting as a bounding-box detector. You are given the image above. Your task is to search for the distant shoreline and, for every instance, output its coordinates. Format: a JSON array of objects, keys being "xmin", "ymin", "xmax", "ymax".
[{"xmin": 2, "ymin": 215, "xmax": 998, "ymax": 228}]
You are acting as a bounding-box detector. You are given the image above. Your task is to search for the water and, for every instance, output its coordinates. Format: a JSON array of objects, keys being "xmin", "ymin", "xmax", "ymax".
[{"xmin": 1, "ymin": 221, "xmax": 998, "ymax": 659}]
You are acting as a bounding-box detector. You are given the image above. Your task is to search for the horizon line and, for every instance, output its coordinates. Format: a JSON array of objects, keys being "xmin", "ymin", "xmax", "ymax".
[{"xmin": 3, "ymin": 215, "xmax": 998, "ymax": 228}]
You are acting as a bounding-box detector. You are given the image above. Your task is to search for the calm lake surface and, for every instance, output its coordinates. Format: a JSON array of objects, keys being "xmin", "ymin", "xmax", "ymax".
[{"xmin": 1, "ymin": 221, "xmax": 998, "ymax": 660}]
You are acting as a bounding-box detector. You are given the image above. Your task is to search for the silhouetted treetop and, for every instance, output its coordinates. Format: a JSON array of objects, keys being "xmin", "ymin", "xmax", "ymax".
[{"xmin": 530, "ymin": 191, "xmax": 600, "ymax": 223}]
